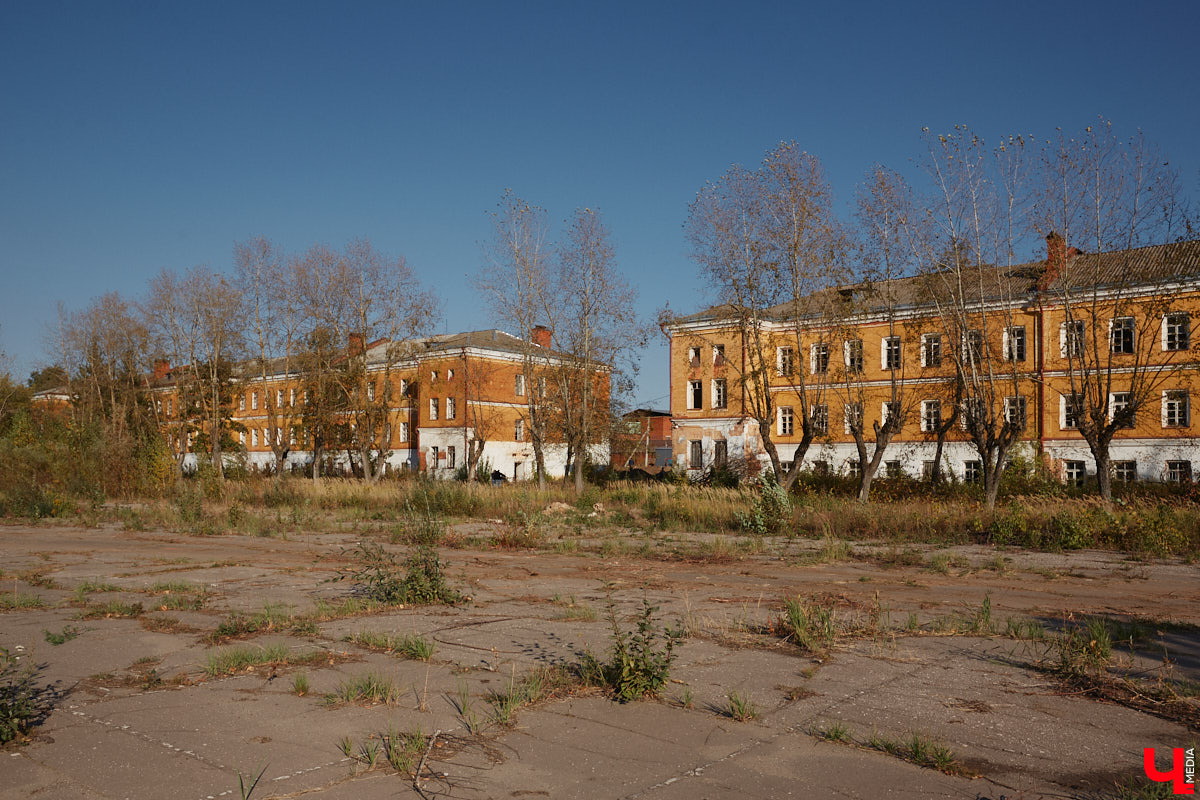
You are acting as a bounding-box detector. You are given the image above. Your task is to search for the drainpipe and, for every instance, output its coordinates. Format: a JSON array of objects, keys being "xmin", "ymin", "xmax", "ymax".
[
  {"xmin": 1035, "ymin": 294, "xmax": 1046, "ymax": 459},
  {"xmin": 462, "ymin": 347, "xmax": 469, "ymax": 478}
]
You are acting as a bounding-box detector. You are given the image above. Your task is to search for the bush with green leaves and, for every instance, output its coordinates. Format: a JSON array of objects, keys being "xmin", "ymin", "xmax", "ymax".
[
  {"xmin": 581, "ymin": 595, "xmax": 682, "ymax": 702},
  {"xmin": 336, "ymin": 540, "xmax": 461, "ymax": 606},
  {"xmin": 735, "ymin": 476, "xmax": 792, "ymax": 535},
  {"xmin": 1, "ymin": 647, "xmax": 39, "ymax": 744}
]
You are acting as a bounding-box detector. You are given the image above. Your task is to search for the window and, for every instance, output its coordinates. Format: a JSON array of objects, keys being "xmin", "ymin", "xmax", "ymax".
[
  {"xmin": 515, "ymin": 374, "xmax": 525, "ymax": 396},
  {"xmin": 883, "ymin": 336, "xmax": 902, "ymax": 370},
  {"xmin": 1005, "ymin": 326, "xmax": 1026, "ymax": 362},
  {"xmin": 155, "ymin": 398, "xmax": 162, "ymax": 413},
  {"xmin": 881, "ymin": 401, "xmax": 900, "ymax": 426},
  {"xmin": 1062, "ymin": 319, "xmax": 1085, "ymax": 358},
  {"xmin": 1064, "ymin": 460, "xmax": 1086, "ymax": 487},
  {"xmin": 431, "ymin": 370, "xmax": 439, "ymax": 383},
  {"xmin": 430, "ymin": 398, "xmax": 439, "ymax": 420},
  {"xmin": 810, "ymin": 404, "xmax": 828, "ymax": 435},
  {"xmin": 964, "ymin": 330, "xmax": 984, "ymax": 367},
  {"xmin": 276, "ymin": 388, "xmax": 285, "ymax": 407},
  {"xmin": 447, "ymin": 446, "xmax": 456, "ymax": 469},
  {"xmin": 714, "ymin": 440, "xmax": 727, "ymax": 467},
  {"xmin": 922, "ymin": 461, "xmax": 937, "ymax": 481},
  {"xmin": 537, "ymin": 376, "xmax": 546, "ymax": 398},
  {"xmin": 515, "ymin": 418, "xmax": 524, "ymax": 441},
  {"xmin": 712, "ymin": 379, "xmax": 727, "ymax": 409},
  {"xmin": 251, "ymin": 391, "xmax": 258, "ymax": 410},
  {"xmin": 885, "ymin": 460, "xmax": 902, "ymax": 478},
  {"xmin": 964, "ymin": 460, "xmax": 981, "ymax": 484},
  {"xmin": 713, "ymin": 345, "xmax": 725, "ymax": 366},
  {"xmin": 813, "ymin": 460, "xmax": 830, "ymax": 476},
  {"xmin": 400, "ymin": 379, "xmax": 410, "ymax": 396},
  {"xmin": 921, "ymin": 334, "xmax": 942, "ymax": 368},
  {"xmin": 430, "ymin": 446, "xmax": 439, "ymax": 467},
  {"xmin": 844, "ymin": 402, "xmax": 863, "ymax": 434},
  {"xmin": 239, "ymin": 431, "xmax": 245, "ymax": 445},
  {"xmin": 688, "ymin": 346, "xmax": 702, "ymax": 367},
  {"xmin": 921, "ymin": 400, "xmax": 941, "ymax": 433},
  {"xmin": 251, "ymin": 428, "xmax": 258, "ymax": 447},
  {"xmin": 366, "ymin": 383, "xmax": 375, "ymax": 402},
  {"xmin": 167, "ymin": 398, "xmax": 173, "ymax": 416},
  {"xmin": 239, "ymin": 395, "xmax": 246, "ymax": 411},
  {"xmin": 847, "ymin": 460, "xmax": 862, "ymax": 478},
  {"xmin": 688, "ymin": 380, "xmax": 703, "ymax": 410},
  {"xmin": 777, "ymin": 346, "xmax": 794, "ymax": 377},
  {"xmin": 689, "ymin": 440, "xmax": 703, "ymax": 469},
  {"xmin": 1164, "ymin": 312, "xmax": 1190, "ymax": 352},
  {"xmin": 844, "ymin": 339, "xmax": 863, "ymax": 373},
  {"xmin": 447, "ymin": 369, "xmax": 454, "ymax": 380},
  {"xmin": 1005, "ymin": 396, "xmax": 1027, "ymax": 429},
  {"xmin": 810, "ymin": 342, "xmax": 829, "ymax": 374},
  {"xmin": 446, "ymin": 397, "xmax": 456, "ymax": 419},
  {"xmin": 1062, "ymin": 393, "xmax": 1082, "ymax": 430},
  {"xmin": 960, "ymin": 397, "xmax": 984, "ymax": 430},
  {"xmin": 1163, "ymin": 390, "xmax": 1190, "ymax": 428},
  {"xmin": 290, "ymin": 428, "xmax": 297, "ymax": 447},
  {"xmin": 1165, "ymin": 460, "xmax": 1193, "ymax": 483},
  {"xmin": 1112, "ymin": 461, "xmax": 1137, "ymax": 483},
  {"xmin": 1110, "ymin": 317, "xmax": 1135, "ymax": 355},
  {"xmin": 778, "ymin": 406, "xmax": 794, "ymax": 436},
  {"xmin": 399, "ymin": 422, "xmax": 409, "ymax": 442},
  {"xmin": 1110, "ymin": 392, "xmax": 1133, "ymax": 428}
]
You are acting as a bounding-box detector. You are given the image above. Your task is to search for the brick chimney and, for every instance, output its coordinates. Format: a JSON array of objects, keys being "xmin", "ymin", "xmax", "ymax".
[
  {"xmin": 348, "ymin": 332, "xmax": 365, "ymax": 355},
  {"xmin": 531, "ymin": 325, "xmax": 552, "ymax": 348},
  {"xmin": 152, "ymin": 359, "xmax": 171, "ymax": 381}
]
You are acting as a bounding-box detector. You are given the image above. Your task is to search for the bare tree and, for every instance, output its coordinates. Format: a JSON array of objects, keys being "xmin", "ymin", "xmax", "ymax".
[
  {"xmin": 913, "ymin": 127, "xmax": 1032, "ymax": 508},
  {"xmin": 1032, "ymin": 122, "xmax": 1197, "ymax": 500},
  {"xmin": 235, "ymin": 237, "xmax": 304, "ymax": 478},
  {"xmin": 553, "ymin": 207, "xmax": 642, "ymax": 492},
  {"xmin": 477, "ymin": 190, "xmax": 555, "ymax": 487}
]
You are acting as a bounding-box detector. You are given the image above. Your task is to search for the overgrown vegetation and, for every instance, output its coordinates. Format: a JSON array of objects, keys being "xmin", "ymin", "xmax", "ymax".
[
  {"xmin": 579, "ymin": 594, "xmax": 682, "ymax": 702},
  {"xmin": 345, "ymin": 631, "xmax": 436, "ymax": 661},
  {"xmin": 333, "ymin": 540, "xmax": 462, "ymax": 606},
  {"xmin": 1, "ymin": 647, "xmax": 40, "ymax": 744}
]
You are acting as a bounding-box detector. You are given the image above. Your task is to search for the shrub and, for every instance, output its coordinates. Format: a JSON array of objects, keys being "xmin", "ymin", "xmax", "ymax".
[
  {"xmin": 1, "ymin": 647, "xmax": 38, "ymax": 744},
  {"xmin": 581, "ymin": 595, "xmax": 681, "ymax": 702},
  {"xmin": 335, "ymin": 541, "xmax": 462, "ymax": 606},
  {"xmin": 735, "ymin": 476, "xmax": 792, "ymax": 535}
]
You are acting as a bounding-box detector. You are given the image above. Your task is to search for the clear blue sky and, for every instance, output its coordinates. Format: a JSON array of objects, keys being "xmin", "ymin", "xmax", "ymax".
[{"xmin": 2, "ymin": 0, "xmax": 1197, "ymax": 408}]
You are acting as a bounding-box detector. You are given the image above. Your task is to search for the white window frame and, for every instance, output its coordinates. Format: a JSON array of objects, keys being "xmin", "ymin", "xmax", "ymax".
[
  {"xmin": 810, "ymin": 403, "xmax": 828, "ymax": 435},
  {"xmin": 400, "ymin": 379, "xmax": 409, "ymax": 396},
  {"xmin": 777, "ymin": 346, "xmax": 795, "ymax": 377},
  {"xmin": 688, "ymin": 346, "xmax": 702, "ymax": 366},
  {"xmin": 515, "ymin": 418, "xmax": 524, "ymax": 441},
  {"xmin": 687, "ymin": 380, "xmax": 703, "ymax": 410},
  {"xmin": 920, "ymin": 333, "xmax": 941, "ymax": 368},
  {"xmin": 844, "ymin": 339, "xmax": 863, "ymax": 373},
  {"xmin": 251, "ymin": 391, "xmax": 258, "ymax": 410},
  {"xmin": 1005, "ymin": 396, "xmax": 1027, "ymax": 429},
  {"xmin": 1003, "ymin": 325, "xmax": 1026, "ymax": 362},
  {"xmin": 1060, "ymin": 393, "xmax": 1082, "ymax": 430},
  {"xmin": 430, "ymin": 398, "xmax": 439, "ymax": 420},
  {"xmin": 1109, "ymin": 392, "xmax": 1133, "ymax": 428},
  {"xmin": 239, "ymin": 395, "xmax": 246, "ymax": 411},
  {"xmin": 446, "ymin": 397, "xmax": 456, "ymax": 419},
  {"xmin": 712, "ymin": 379, "xmax": 727, "ymax": 409},
  {"xmin": 712, "ymin": 344, "xmax": 725, "ymax": 366},
  {"xmin": 1109, "ymin": 316, "xmax": 1136, "ymax": 355},
  {"xmin": 1112, "ymin": 460, "xmax": 1137, "ymax": 483},
  {"xmin": 1162, "ymin": 390, "xmax": 1190, "ymax": 428},
  {"xmin": 881, "ymin": 401, "xmax": 900, "ymax": 426},
  {"xmin": 921, "ymin": 399, "xmax": 941, "ymax": 433},
  {"xmin": 882, "ymin": 336, "xmax": 901, "ymax": 371},
  {"xmin": 843, "ymin": 402, "xmax": 863, "ymax": 434},
  {"xmin": 1162, "ymin": 312, "xmax": 1190, "ymax": 352},
  {"xmin": 1064, "ymin": 460, "xmax": 1087, "ymax": 487},
  {"xmin": 964, "ymin": 460, "xmax": 982, "ymax": 484},
  {"xmin": 514, "ymin": 373, "xmax": 525, "ymax": 396},
  {"xmin": 251, "ymin": 428, "xmax": 258, "ymax": 447},
  {"xmin": 1061, "ymin": 319, "xmax": 1085, "ymax": 358},
  {"xmin": 778, "ymin": 406, "xmax": 794, "ymax": 436},
  {"xmin": 366, "ymin": 383, "xmax": 375, "ymax": 402},
  {"xmin": 399, "ymin": 422, "xmax": 409, "ymax": 443},
  {"xmin": 810, "ymin": 341, "xmax": 830, "ymax": 374}
]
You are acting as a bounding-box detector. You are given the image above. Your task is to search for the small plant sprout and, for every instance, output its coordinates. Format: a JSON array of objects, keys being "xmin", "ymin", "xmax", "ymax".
[
  {"xmin": 292, "ymin": 671, "xmax": 310, "ymax": 696},
  {"xmin": 726, "ymin": 690, "xmax": 758, "ymax": 721}
]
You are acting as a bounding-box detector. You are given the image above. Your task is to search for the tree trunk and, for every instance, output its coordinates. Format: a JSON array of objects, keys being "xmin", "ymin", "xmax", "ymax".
[
  {"xmin": 1092, "ymin": 442, "xmax": 1113, "ymax": 503},
  {"xmin": 574, "ymin": 451, "xmax": 584, "ymax": 494}
]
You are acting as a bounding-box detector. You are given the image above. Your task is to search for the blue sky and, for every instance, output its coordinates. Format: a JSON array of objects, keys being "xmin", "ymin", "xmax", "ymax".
[{"xmin": 2, "ymin": 0, "xmax": 1197, "ymax": 408}]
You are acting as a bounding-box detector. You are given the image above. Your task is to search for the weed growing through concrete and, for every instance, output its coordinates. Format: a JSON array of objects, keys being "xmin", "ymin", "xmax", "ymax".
[
  {"xmin": 204, "ymin": 644, "xmax": 324, "ymax": 676},
  {"xmin": 292, "ymin": 672, "xmax": 310, "ymax": 696},
  {"xmin": 579, "ymin": 594, "xmax": 682, "ymax": 702},
  {"xmin": 725, "ymin": 690, "xmax": 758, "ymax": 721},
  {"xmin": 776, "ymin": 597, "xmax": 837, "ymax": 653},
  {"xmin": 0, "ymin": 593, "xmax": 45, "ymax": 611},
  {"xmin": 42, "ymin": 626, "xmax": 82, "ymax": 646},
  {"xmin": 325, "ymin": 672, "xmax": 403, "ymax": 706},
  {"xmin": 0, "ymin": 647, "xmax": 39, "ymax": 744},
  {"xmin": 817, "ymin": 722, "xmax": 967, "ymax": 775},
  {"xmin": 818, "ymin": 721, "xmax": 851, "ymax": 743},
  {"xmin": 450, "ymin": 678, "xmax": 484, "ymax": 733},
  {"xmin": 334, "ymin": 540, "xmax": 462, "ymax": 606},
  {"xmin": 79, "ymin": 600, "xmax": 143, "ymax": 619},
  {"xmin": 346, "ymin": 631, "xmax": 436, "ymax": 661},
  {"xmin": 235, "ymin": 763, "xmax": 267, "ymax": 800}
]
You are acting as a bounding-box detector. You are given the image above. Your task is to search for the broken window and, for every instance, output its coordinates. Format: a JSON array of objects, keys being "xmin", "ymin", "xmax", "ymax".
[
  {"xmin": 964, "ymin": 460, "xmax": 981, "ymax": 484},
  {"xmin": 515, "ymin": 417, "xmax": 524, "ymax": 441},
  {"xmin": 688, "ymin": 380, "xmax": 703, "ymax": 410},
  {"xmin": 1165, "ymin": 460, "xmax": 1192, "ymax": 483},
  {"xmin": 844, "ymin": 402, "xmax": 863, "ymax": 434},
  {"xmin": 712, "ymin": 379, "xmax": 727, "ymax": 409},
  {"xmin": 964, "ymin": 330, "xmax": 984, "ymax": 367},
  {"xmin": 883, "ymin": 336, "xmax": 901, "ymax": 371},
  {"xmin": 921, "ymin": 334, "xmax": 942, "ymax": 367},
  {"xmin": 1062, "ymin": 320, "xmax": 1085, "ymax": 358},
  {"xmin": 688, "ymin": 346, "xmax": 702, "ymax": 367},
  {"xmin": 1110, "ymin": 317, "xmax": 1135, "ymax": 355},
  {"xmin": 714, "ymin": 440, "xmax": 727, "ymax": 467},
  {"xmin": 1005, "ymin": 326, "xmax": 1026, "ymax": 362},
  {"xmin": 1111, "ymin": 461, "xmax": 1137, "ymax": 483},
  {"xmin": 430, "ymin": 398, "xmax": 439, "ymax": 420},
  {"xmin": 1062, "ymin": 394, "xmax": 1082, "ymax": 430},
  {"xmin": 1163, "ymin": 390, "xmax": 1190, "ymax": 428},
  {"xmin": 845, "ymin": 339, "xmax": 863, "ymax": 373},
  {"xmin": 1110, "ymin": 392, "xmax": 1133, "ymax": 428},
  {"xmin": 713, "ymin": 344, "xmax": 725, "ymax": 366},
  {"xmin": 810, "ymin": 342, "xmax": 829, "ymax": 374},
  {"xmin": 810, "ymin": 404, "xmax": 828, "ymax": 435},
  {"xmin": 515, "ymin": 374, "xmax": 525, "ymax": 396},
  {"xmin": 1064, "ymin": 460, "xmax": 1086, "ymax": 487},
  {"xmin": 1005, "ymin": 396, "xmax": 1027, "ymax": 429},
  {"xmin": 777, "ymin": 347, "xmax": 794, "ymax": 377},
  {"xmin": 446, "ymin": 397, "xmax": 456, "ymax": 419}
]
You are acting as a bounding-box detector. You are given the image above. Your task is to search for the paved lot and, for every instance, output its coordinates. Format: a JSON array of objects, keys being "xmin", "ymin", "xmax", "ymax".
[{"xmin": 1, "ymin": 520, "xmax": 1196, "ymax": 798}]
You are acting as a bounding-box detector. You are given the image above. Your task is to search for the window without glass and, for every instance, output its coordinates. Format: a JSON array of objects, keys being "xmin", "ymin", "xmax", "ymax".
[
  {"xmin": 430, "ymin": 446, "xmax": 439, "ymax": 467},
  {"xmin": 844, "ymin": 402, "xmax": 863, "ymax": 434},
  {"xmin": 1063, "ymin": 319, "xmax": 1085, "ymax": 358},
  {"xmin": 366, "ymin": 383, "xmax": 375, "ymax": 402},
  {"xmin": 1166, "ymin": 460, "xmax": 1192, "ymax": 483},
  {"xmin": 713, "ymin": 344, "xmax": 725, "ymax": 366},
  {"xmin": 810, "ymin": 341, "xmax": 829, "ymax": 374},
  {"xmin": 922, "ymin": 461, "xmax": 937, "ymax": 480},
  {"xmin": 1110, "ymin": 392, "xmax": 1133, "ymax": 428},
  {"xmin": 777, "ymin": 346, "xmax": 794, "ymax": 377},
  {"xmin": 810, "ymin": 404, "xmax": 828, "ymax": 435},
  {"xmin": 845, "ymin": 339, "xmax": 864, "ymax": 373},
  {"xmin": 882, "ymin": 401, "xmax": 900, "ymax": 426},
  {"xmin": 251, "ymin": 391, "xmax": 258, "ymax": 410},
  {"xmin": 883, "ymin": 336, "xmax": 902, "ymax": 370},
  {"xmin": 688, "ymin": 380, "xmax": 703, "ymax": 410},
  {"xmin": 447, "ymin": 446, "xmax": 456, "ymax": 469},
  {"xmin": 847, "ymin": 460, "xmax": 862, "ymax": 478},
  {"xmin": 446, "ymin": 397, "xmax": 456, "ymax": 419},
  {"xmin": 778, "ymin": 406, "xmax": 794, "ymax": 436},
  {"xmin": 921, "ymin": 334, "xmax": 942, "ymax": 367},
  {"xmin": 689, "ymin": 440, "xmax": 703, "ymax": 468},
  {"xmin": 964, "ymin": 330, "xmax": 984, "ymax": 367},
  {"xmin": 239, "ymin": 395, "xmax": 246, "ymax": 411},
  {"xmin": 964, "ymin": 460, "xmax": 982, "ymax": 484},
  {"xmin": 714, "ymin": 440, "xmax": 727, "ymax": 467},
  {"xmin": 1112, "ymin": 461, "xmax": 1137, "ymax": 483},
  {"xmin": 921, "ymin": 400, "xmax": 941, "ymax": 432},
  {"xmin": 1163, "ymin": 390, "xmax": 1190, "ymax": 428},
  {"xmin": 1164, "ymin": 312, "xmax": 1190, "ymax": 352},
  {"xmin": 1064, "ymin": 460, "xmax": 1086, "ymax": 487},
  {"xmin": 430, "ymin": 398, "xmax": 439, "ymax": 420},
  {"xmin": 1005, "ymin": 396, "xmax": 1027, "ymax": 429},
  {"xmin": 1062, "ymin": 393, "xmax": 1082, "ymax": 430},
  {"xmin": 1110, "ymin": 317, "xmax": 1135, "ymax": 355},
  {"xmin": 514, "ymin": 418, "xmax": 524, "ymax": 441},
  {"xmin": 1005, "ymin": 326, "xmax": 1026, "ymax": 362},
  {"xmin": 514, "ymin": 374, "xmax": 525, "ymax": 396},
  {"xmin": 885, "ymin": 460, "xmax": 902, "ymax": 478},
  {"xmin": 688, "ymin": 346, "xmax": 702, "ymax": 367},
  {"xmin": 399, "ymin": 422, "xmax": 409, "ymax": 442},
  {"xmin": 712, "ymin": 379, "xmax": 727, "ymax": 409}
]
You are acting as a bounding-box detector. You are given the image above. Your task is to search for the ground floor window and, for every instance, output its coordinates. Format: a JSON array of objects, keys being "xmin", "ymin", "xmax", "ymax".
[
  {"xmin": 847, "ymin": 460, "xmax": 862, "ymax": 478},
  {"xmin": 447, "ymin": 446, "xmax": 456, "ymax": 469},
  {"xmin": 1111, "ymin": 461, "xmax": 1137, "ymax": 483},
  {"xmin": 964, "ymin": 460, "xmax": 981, "ymax": 484},
  {"xmin": 1165, "ymin": 460, "xmax": 1192, "ymax": 483},
  {"xmin": 714, "ymin": 440, "xmax": 727, "ymax": 467},
  {"xmin": 922, "ymin": 460, "xmax": 936, "ymax": 480},
  {"xmin": 813, "ymin": 460, "xmax": 829, "ymax": 476},
  {"xmin": 1064, "ymin": 460, "xmax": 1086, "ymax": 487},
  {"xmin": 689, "ymin": 440, "xmax": 703, "ymax": 469},
  {"xmin": 885, "ymin": 460, "xmax": 902, "ymax": 478}
]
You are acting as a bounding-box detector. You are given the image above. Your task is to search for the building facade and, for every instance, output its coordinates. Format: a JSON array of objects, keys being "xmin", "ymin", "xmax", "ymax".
[{"xmin": 665, "ymin": 238, "xmax": 1200, "ymax": 485}]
